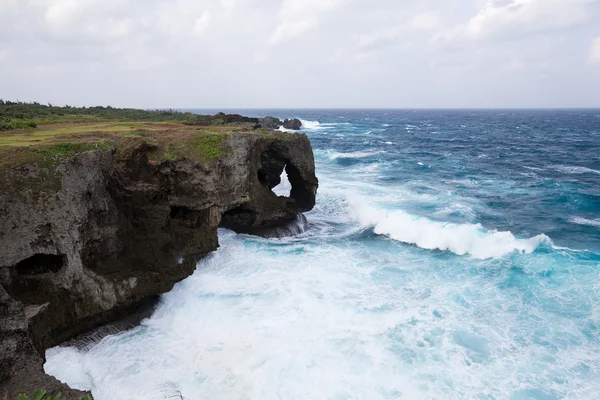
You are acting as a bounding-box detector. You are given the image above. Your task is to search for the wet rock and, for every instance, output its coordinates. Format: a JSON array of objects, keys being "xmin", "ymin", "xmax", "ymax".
[{"xmin": 0, "ymin": 132, "xmax": 318, "ymax": 397}]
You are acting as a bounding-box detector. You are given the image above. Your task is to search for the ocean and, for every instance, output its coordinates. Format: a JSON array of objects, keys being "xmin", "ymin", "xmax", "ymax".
[{"xmin": 45, "ymin": 110, "xmax": 600, "ymax": 399}]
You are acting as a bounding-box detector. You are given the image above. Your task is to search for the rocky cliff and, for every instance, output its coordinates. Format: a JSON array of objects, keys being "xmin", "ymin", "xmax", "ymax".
[{"xmin": 0, "ymin": 126, "xmax": 318, "ymax": 397}]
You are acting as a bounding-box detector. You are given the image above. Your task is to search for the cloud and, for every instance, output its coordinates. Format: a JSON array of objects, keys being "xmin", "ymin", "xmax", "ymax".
[
  {"xmin": 437, "ymin": 0, "xmax": 597, "ymax": 45},
  {"xmin": 0, "ymin": 0, "xmax": 598, "ymax": 108},
  {"xmin": 590, "ymin": 37, "xmax": 600, "ymax": 63},
  {"xmin": 410, "ymin": 12, "xmax": 439, "ymax": 30},
  {"xmin": 268, "ymin": 18, "xmax": 318, "ymax": 45},
  {"xmin": 503, "ymin": 57, "xmax": 548, "ymax": 74},
  {"xmin": 268, "ymin": 0, "xmax": 343, "ymax": 45},
  {"xmin": 357, "ymin": 25, "xmax": 404, "ymax": 47},
  {"xmin": 193, "ymin": 12, "xmax": 212, "ymax": 36},
  {"xmin": 45, "ymin": 0, "xmax": 81, "ymax": 26}
]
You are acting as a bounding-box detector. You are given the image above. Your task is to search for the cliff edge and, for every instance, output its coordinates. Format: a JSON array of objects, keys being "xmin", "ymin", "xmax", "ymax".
[{"xmin": 0, "ymin": 122, "xmax": 318, "ymax": 397}]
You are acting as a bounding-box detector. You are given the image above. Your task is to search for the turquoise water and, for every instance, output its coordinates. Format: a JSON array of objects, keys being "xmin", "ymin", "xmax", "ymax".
[{"xmin": 46, "ymin": 110, "xmax": 600, "ymax": 399}]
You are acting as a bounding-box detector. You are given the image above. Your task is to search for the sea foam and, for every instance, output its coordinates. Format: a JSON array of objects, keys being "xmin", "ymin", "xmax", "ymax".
[{"xmin": 348, "ymin": 198, "xmax": 551, "ymax": 259}]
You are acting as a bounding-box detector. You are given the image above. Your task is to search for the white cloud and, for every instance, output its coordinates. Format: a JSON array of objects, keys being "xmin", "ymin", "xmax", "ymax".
[
  {"xmin": 0, "ymin": 0, "xmax": 599, "ymax": 108},
  {"xmin": 410, "ymin": 12, "xmax": 439, "ymax": 30},
  {"xmin": 45, "ymin": 0, "xmax": 81, "ymax": 26},
  {"xmin": 504, "ymin": 57, "xmax": 548, "ymax": 74},
  {"xmin": 590, "ymin": 37, "xmax": 600, "ymax": 63},
  {"xmin": 193, "ymin": 12, "xmax": 212, "ymax": 36},
  {"xmin": 269, "ymin": 18, "xmax": 317, "ymax": 45},
  {"xmin": 268, "ymin": 0, "xmax": 343, "ymax": 45},
  {"xmin": 358, "ymin": 25, "xmax": 404, "ymax": 47},
  {"xmin": 438, "ymin": 0, "xmax": 596, "ymax": 44}
]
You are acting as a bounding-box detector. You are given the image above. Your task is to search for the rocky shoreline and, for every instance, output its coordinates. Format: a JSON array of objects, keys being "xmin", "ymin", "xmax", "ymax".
[{"xmin": 0, "ymin": 117, "xmax": 317, "ymax": 398}]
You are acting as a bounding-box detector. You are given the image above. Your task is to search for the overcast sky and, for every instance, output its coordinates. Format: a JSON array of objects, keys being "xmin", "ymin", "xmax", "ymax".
[{"xmin": 1, "ymin": 0, "xmax": 599, "ymax": 108}]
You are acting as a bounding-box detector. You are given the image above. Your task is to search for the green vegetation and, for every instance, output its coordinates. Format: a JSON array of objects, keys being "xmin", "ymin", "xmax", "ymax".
[
  {"xmin": 17, "ymin": 389, "xmax": 91, "ymax": 400},
  {"xmin": 0, "ymin": 101, "xmax": 295, "ymax": 188},
  {"xmin": 198, "ymin": 134, "xmax": 226, "ymax": 159},
  {"xmin": 0, "ymin": 100, "xmax": 198, "ymax": 130}
]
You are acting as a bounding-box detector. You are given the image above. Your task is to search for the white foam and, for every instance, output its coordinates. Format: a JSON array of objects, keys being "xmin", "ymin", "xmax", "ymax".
[
  {"xmin": 552, "ymin": 165, "xmax": 600, "ymax": 175},
  {"xmin": 570, "ymin": 217, "xmax": 600, "ymax": 227},
  {"xmin": 347, "ymin": 198, "xmax": 552, "ymax": 259},
  {"xmin": 45, "ymin": 233, "xmax": 422, "ymax": 399},
  {"xmin": 329, "ymin": 150, "xmax": 382, "ymax": 160},
  {"xmin": 300, "ymin": 119, "xmax": 321, "ymax": 129},
  {"xmin": 299, "ymin": 120, "xmax": 349, "ymax": 130}
]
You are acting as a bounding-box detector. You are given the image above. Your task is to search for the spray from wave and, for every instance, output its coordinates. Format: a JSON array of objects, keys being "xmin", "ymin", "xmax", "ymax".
[
  {"xmin": 300, "ymin": 120, "xmax": 350, "ymax": 130},
  {"xmin": 347, "ymin": 197, "xmax": 552, "ymax": 259}
]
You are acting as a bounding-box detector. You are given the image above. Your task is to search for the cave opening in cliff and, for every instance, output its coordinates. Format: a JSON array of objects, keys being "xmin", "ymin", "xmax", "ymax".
[
  {"xmin": 14, "ymin": 253, "xmax": 65, "ymax": 275},
  {"xmin": 258, "ymin": 148, "xmax": 298, "ymax": 199}
]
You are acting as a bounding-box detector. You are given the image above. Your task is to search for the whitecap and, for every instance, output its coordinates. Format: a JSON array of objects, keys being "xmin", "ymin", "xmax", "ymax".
[
  {"xmin": 299, "ymin": 120, "xmax": 349, "ymax": 130},
  {"xmin": 570, "ymin": 217, "xmax": 600, "ymax": 227},
  {"xmin": 552, "ymin": 165, "xmax": 600, "ymax": 175},
  {"xmin": 300, "ymin": 119, "xmax": 324, "ymax": 130},
  {"xmin": 347, "ymin": 198, "xmax": 552, "ymax": 259},
  {"xmin": 329, "ymin": 150, "xmax": 382, "ymax": 160}
]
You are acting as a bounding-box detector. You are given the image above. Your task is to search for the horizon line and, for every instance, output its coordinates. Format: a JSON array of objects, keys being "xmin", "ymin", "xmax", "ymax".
[{"xmin": 173, "ymin": 107, "xmax": 600, "ymax": 111}]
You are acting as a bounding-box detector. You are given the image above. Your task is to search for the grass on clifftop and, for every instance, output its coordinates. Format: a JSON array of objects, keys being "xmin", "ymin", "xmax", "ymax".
[
  {"xmin": 0, "ymin": 100, "xmax": 198, "ymax": 129},
  {"xmin": 0, "ymin": 101, "xmax": 299, "ymax": 190}
]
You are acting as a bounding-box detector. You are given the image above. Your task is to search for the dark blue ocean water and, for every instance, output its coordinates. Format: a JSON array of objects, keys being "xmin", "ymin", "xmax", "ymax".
[{"xmin": 47, "ymin": 110, "xmax": 600, "ymax": 399}]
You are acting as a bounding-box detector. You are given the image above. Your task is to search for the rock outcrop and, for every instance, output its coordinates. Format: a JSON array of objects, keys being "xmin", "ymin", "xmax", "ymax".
[
  {"xmin": 283, "ymin": 118, "xmax": 302, "ymax": 130},
  {"xmin": 258, "ymin": 117, "xmax": 303, "ymax": 131},
  {"xmin": 0, "ymin": 131, "xmax": 317, "ymax": 397},
  {"xmin": 258, "ymin": 116, "xmax": 283, "ymax": 130}
]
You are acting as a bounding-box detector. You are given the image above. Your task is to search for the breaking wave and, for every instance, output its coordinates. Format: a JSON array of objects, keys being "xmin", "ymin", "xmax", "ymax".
[
  {"xmin": 329, "ymin": 150, "xmax": 383, "ymax": 160},
  {"xmin": 570, "ymin": 217, "xmax": 600, "ymax": 227},
  {"xmin": 348, "ymin": 198, "xmax": 552, "ymax": 259},
  {"xmin": 300, "ymin": 120, "xmax": 350, "ymax": 130}
]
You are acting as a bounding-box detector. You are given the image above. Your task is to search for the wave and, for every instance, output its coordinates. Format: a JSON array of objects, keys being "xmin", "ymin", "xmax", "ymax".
[
  {"xmin": 552, "ymin": 165, "xmax": 600, "ymax": 175},
  {"xmin": 570, "ymin": 217, "xmax": 600, "ymax": 227},
  {"xmin": 329, "ymin": 150, "xmax": 382, "ymax": 160},
  {"xmin": 347, "ymin": 199, "xmax": 552, "ymax": 259},
  {"xmin": 300, "ymin": 120, "xmax": 350, "ymax": 130}
]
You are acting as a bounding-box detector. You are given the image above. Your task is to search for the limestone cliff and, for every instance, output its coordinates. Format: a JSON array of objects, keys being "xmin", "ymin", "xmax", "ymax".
[{"xmin": 0, "ymin": 128, "xmax": 318, "ymax": 397}]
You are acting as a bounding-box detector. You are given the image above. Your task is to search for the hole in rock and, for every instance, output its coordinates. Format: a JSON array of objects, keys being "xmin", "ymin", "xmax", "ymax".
[
  {"xmin": 14, "ymin": 253, "xmax": 65, "ymax": 275},
  {"xmin": 257, "ymin": 148, "xmax": 292, "ymax": 198},
  {"xmin": 273, "ymin": 168, "xmax": 292, "ymax": 197}
]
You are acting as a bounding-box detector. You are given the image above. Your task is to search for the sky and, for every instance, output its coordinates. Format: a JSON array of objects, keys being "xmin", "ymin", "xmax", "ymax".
[{"xmin": 1, "ymin": 0, "xmax": 599, "ymax": 108}]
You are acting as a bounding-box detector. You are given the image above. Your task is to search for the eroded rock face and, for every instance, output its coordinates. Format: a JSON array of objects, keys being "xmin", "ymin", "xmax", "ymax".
[
  {"xmin": 0, "ymin": 132, "xmax": 317, "ymax": 397},
  {"xmin": 258, "ymin": 117, "xmax": 302, "ymax": 131},
  {"xmin": 282, "ymin": 118, "xmax": 302, "ymax": 130}
]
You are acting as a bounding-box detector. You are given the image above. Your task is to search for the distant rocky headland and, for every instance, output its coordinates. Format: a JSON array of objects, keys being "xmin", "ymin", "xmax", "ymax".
[{"xmin": 0, "ymin": 102, "xmax": 317, "ymax": 398}]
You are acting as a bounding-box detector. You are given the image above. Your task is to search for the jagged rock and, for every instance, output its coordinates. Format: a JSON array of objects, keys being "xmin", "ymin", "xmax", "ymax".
[
  {"xmin": 259, "ymin": 116, "xmax": 283, "ymax": 130},
  {"xmin": 184, "ymin": 112, "xmax": 260, "ymax": 126},
  {"xmin": 283, "ymin": 118, "xmax": 302, "ymax": 130},
  {"xmin": 0, "ymin": 132, "xmax": 318, "ymax": 397}
]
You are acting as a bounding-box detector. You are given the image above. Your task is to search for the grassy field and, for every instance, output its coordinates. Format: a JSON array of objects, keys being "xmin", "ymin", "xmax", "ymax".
[
  {"xmin": 0, "ymin": 102, "xmax": 293, "ymax": 188},
  {"xmin": 0, "ymin": 120, "xmax": 286, "ymax": 176},
  {"xmin": 0, "ymin": 121, "xmax": 178, "ymax": 146},
  {"xmin": 0, "ymin": 100, "xmax": 199, "ymax": 130}
]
